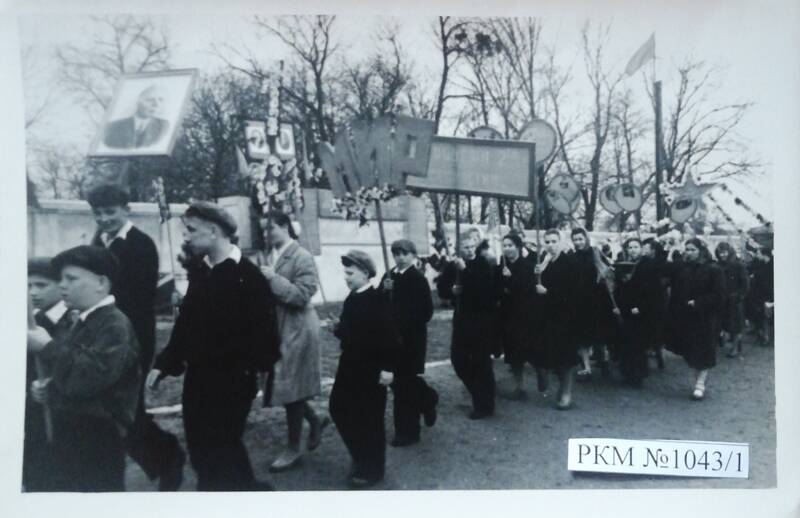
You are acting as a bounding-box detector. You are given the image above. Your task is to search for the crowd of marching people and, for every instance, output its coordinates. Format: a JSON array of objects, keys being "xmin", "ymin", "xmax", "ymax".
[{"xmin": 24, "ymin": 184, "xmax": 774, "ymax": 493}]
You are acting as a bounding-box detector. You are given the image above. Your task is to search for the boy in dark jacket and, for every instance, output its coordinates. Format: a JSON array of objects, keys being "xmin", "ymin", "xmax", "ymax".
[
  {"xmin": 330, "ymin": 250, "xmax": 402, "ymax": 488},
  {"xmin": 24, "ymin": 258, "xmax": 72, "ymax": 491},
  {"xmin": 87, "ymin": 184, "xmax": 185, "ymax": 490},
  {"xmin": 27, "ymin": 246, "xmax": 141, "ymax": 491},
  {"xmin": 379, "ymin": 239, "xmax": 438, "ymax": 447}
]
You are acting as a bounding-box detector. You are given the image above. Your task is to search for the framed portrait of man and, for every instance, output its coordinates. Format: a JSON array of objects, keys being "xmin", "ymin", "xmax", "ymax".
[{"xmin": 87, "ymin": 68, "xmax": 198, "ymax": 157}]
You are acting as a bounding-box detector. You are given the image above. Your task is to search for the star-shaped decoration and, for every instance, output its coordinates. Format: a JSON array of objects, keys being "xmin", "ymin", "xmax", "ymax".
[{"xmin": 663, "ymin": 174, "xmax": 717, "ymax": 201}]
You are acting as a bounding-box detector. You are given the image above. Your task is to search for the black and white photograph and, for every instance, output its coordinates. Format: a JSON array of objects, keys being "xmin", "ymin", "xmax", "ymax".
[
  {"xmin": 87, "ymin": 69, "xmax": 196, "ymax": 157},
  {"xmin": 2, "ymin": 1, "xmax": 799, "ymax": 518}
]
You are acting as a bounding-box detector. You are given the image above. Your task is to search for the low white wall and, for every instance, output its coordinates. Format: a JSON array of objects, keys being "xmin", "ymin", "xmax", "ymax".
[{"xmin": 27, "ymin": 196, "xmax": 739, "ymax": 303}]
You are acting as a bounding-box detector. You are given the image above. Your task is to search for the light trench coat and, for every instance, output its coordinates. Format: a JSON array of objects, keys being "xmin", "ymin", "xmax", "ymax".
[{"xmin": 262, "ymin": 241, "xmax": 322, "ymax": 406}]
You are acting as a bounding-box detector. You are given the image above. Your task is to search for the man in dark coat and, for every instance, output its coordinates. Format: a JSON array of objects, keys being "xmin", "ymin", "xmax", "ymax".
[
  {"xmin": 331, "ymin": 250, "xmax": 402, "ymax": 488},
  {"xmin": 448, "ymin": 234, "xmax": 497, "ymax": 420},
  {"xmin": 103, "ymin": 85, "xmax": 169, "ymax": 149},
  {"xmin": 24, "ymin": 258, "xmax": 72, "ymax": 491},
  {"xmin": 87, "ymin": 184, "xmax": 185, "ymax": 490},
  {"xmin": 379, "ymin": 239, "xmax": 438, "ymax": 447},
  {"xmin": 715, "ymin": 242, "xmax": 749, "ymax": 357},
  {"xmin": 27, "ymin": 246, "xmax": 141, "ymax": 492},
  {"xmin": 148, "ymin": 202, "xmax": 280, "ymax": 491}
]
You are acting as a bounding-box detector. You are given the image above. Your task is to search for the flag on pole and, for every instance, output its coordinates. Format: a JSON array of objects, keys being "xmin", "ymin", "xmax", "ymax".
[
  {"xmin": 236, "ymin": 145, "xmax": 249, "ymax": 177},
  {"xmin": 625, "ymin": 33, "xmax": 655, "ymax": 76}
]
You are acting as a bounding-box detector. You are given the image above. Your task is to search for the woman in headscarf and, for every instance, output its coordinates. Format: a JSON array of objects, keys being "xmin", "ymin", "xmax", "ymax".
[
  {"xmin": 613, "ymin": 238, "xmax": 660, "ymax": 387},
  {"xmin": 569, "ymin": 228, "xmax": 615, "ymax": 380},
  {"xmin": 715, "ymin": 242, "xmax": 749, "ymax": 358},
  {"xmin": 497, "ymin": 233, "xmax": 536, "ymax": 399},
  {"xmin": 259, "ymin": 212, "xmax": 328, "ymax": 472},
  {"xmin": 666, "ymin": 238, "xmax": 725, "ymax": 400},
  {"xmin": 532, "ymin": 229, "xmax": 578, "ymax": 409}
]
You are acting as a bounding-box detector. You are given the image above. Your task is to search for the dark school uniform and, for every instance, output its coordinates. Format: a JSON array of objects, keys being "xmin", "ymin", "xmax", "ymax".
[
  {"xmin": 154, "ymin": 250, "xmax": 280, "ymax": 491},
  {"xmin": 38, "ymin": 302, "xmax": 141, "ymax": 492},
  {"xmin": 330, "ymin": 285, "xmax": 402, "ymax": 482},
  {"xmin": 448, "ymin": 255, "xmax": 497, "ymax": 415},
  {"xmin": 717, "ymin": 258, "xmax": 749, "ymax": 335},
  {"xmin": 93, "ymin": 224, "xmax": 184, "ymax": 484},
  {"xmin": 23, "ymin": 302, "xmax": 71, "ymax": 491},
  {"xmin": 379, "ymin": 264, "xmax": 437, "ymax": 442}
]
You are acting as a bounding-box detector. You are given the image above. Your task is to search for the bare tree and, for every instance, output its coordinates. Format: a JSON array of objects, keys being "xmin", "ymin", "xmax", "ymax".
[
  {"xmin": 339, "ymin": 23, "xmax": 412, "ymax": 119},
  {"xmin": 655, "ymin": 58, "xmax": 759, "ymax": 186},
  {"xmin": 56, "ymin": 15, "xmax": 171, "ymax": 121}
]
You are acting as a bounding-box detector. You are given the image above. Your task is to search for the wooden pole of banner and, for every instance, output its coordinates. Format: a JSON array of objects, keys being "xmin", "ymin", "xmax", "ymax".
[
  {"xmin": 28, "ymin": 294, "xmax": 53, "ymax": 443},
  {"xmin": 158, "ymin": 172, "xmax": 180, "ymax": 317},
  {"xmin": 375, "ymin": 200, "xmax": 391, "ymax": 273}
]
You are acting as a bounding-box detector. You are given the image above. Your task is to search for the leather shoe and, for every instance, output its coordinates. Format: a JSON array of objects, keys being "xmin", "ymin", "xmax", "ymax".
[
  {"xmin": 468, "ymin": 409, "xmax": 493, "ymax": 420},
  {"xmin": 349, "ymin": 475, "xmax": 383, "ymax": 489},
  {"xmin": 269, "ymin": 449, "xmax": 302, "ymax": 473},
  {"xmin": 391, "ymin": 435, "xmax": 420, "ymax": 447},
  {"xmin": 423, "ymin": 392, "xmax": 439, "ymax": 427},
  {"xmin": 158, "ymin": 448, "xmax": 185, "ymax": 491}
]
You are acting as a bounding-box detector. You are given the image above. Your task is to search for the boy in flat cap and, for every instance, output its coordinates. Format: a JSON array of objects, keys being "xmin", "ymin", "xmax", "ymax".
[
  {"xmin": 26, "ymin": 246, "xmax": 141, "ymax": 491},
  {"xmin": 330, "ymin": 250, "xmax": 402, "ymax": 488},
  {"xmin": 148, "ymin": 202, "xmax": 279, "ymax": 491},
  {"xmin": 24, "ymin": 258, "xmax": 72, "ymax": 491},
  {"xmin": 87, "ymin": 183, "xmax": 185, "ymax": 490},
  {"xmin": 379, "ymin": 239, "xmax": 438, "ymax": 447}
]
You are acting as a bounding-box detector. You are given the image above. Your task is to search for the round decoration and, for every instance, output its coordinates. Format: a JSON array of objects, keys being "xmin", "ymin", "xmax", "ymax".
[
  {"xmin": 548, "ymin": 173, "xmax": 581, "ymax": 203},
  {"xmin": 613, "ymin": 183, "xmax": 644, "ymax": 212},
  {"xmin": 599, "ymin": 184, "xmax": 623, "ymax": 215},
  {"xmin": 518, "ymin": 119, "xmax": 558, "ymax": 164},
  {"xmin": 546, "ymin": 189, "xmax": 573, "ymax": 214},
  {"xmin": 467, "ymin": 125, "xmax": 503, "ymax": 140},
  {"xmin": 669, "ymin": 197, "xmax": 698, "ymax": 224}
]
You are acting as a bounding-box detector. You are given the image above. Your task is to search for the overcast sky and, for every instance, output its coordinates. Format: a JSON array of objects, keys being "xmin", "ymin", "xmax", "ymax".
[{"xmin": 16, "ymin": 0, "xmax": 800, "ymax": 224}]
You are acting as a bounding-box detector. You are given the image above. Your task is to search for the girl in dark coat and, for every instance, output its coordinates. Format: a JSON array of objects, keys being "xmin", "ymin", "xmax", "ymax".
[
  {"xmin": 533, "ymin": 229, "xmax": 578, "ymax": 410},
  {"xmin": 613, "ymin": 239, "xmax": 660, "ymax": 387},
  {"xmin": 667, "ymin": 238, "xmax": 725, "ymax": 400},
  {"xmin": 497, "ymin": 233, "xmax": 536, "ymax": 399},
  {"xmin": 714, "ymin": 242, "xmax": 749, "ymax": 357},
  {"xmin": 569, "ymin": 228, "xmax": 615, "ymax": 379}
]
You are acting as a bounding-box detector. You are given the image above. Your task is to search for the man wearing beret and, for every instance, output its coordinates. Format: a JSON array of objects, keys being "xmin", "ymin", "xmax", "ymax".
[
  {"xmin": 24, "ymin": 258, "xmax": 72, "ymax": 491},
  {"xmin": 148, "ymin": 202, "xmax": 280, "ymax": 491},
  {"xmin": 330, "ymin": 250, "xmax": 402, "ymax": 488},
  {"xmin": 87, "ymin": 183, "xmax": 185, "ymax": 491},
  {"xmin": 27, "ymin": 246, "xmax": 141, "ymax": 491},
  {"xmin": 379, "ymin": 239, "xmax": 438, "ymax": 447}
]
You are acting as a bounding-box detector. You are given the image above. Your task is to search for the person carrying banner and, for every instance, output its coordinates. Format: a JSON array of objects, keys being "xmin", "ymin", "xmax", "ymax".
[
  {"xmin": 87, "ymin": 184, "xmax": 186, "ymax": 490},
  {"xmin": 26, "ymin": 246, "xmax": 141, "ymax": 491},
  {"xmin": 148, "ymin": 202, "xmax": 280, "ymax": 491},
  {"xmin": 379, "ymin": 239, "xmax": 438, "ymax": 447},
  {"xmin": 329, "ymin": 250, "xmax": 402, "ymax": 488}
]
